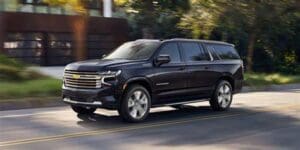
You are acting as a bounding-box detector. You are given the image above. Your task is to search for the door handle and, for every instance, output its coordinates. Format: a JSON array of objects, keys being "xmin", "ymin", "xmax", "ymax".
[{"xmin": 204, "ymin": 66, "xmax": 209, "ymax": 70}]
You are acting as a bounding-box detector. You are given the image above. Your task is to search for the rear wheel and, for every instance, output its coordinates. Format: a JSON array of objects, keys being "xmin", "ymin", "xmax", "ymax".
[
  {"xmin": 210, "ymin": 80, "xmax": 233, "ymax": 111},
  {"xmin": 118, "ymin": 85, "xmax": 151, "ymax": 122},
  {"xmin": 71, "ymin": 105, "xmax": 96, "ymax": 114}
]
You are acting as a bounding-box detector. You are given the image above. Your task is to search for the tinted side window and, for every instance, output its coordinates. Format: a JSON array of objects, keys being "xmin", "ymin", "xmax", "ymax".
[
  {"xmin": 181, "ymin": 42, "xmax": 209, "ymax": 62},
  {"xmin": 206, "ymin": 44, "xmax": 221, "ymax": 60},
  {"xmin": 159, "ymin": 43, "xmax": 181, "ymax": 63},
  {"xmin": 212, "ymin": 44, "xmax": 240, "ymax": 59}
]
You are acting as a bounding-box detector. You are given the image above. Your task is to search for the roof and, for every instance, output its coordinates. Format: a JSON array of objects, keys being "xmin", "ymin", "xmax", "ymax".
[
  {"xmin": 135, "ymin": 39, "xmax": 161, "ymax": 42},
  {"xmin": 134, "ymin": 38, "xmax": 234, "ymax": 46},
  {"xmin": 166, "ymin": 38, "xmax": 234, "ymax": 46}
]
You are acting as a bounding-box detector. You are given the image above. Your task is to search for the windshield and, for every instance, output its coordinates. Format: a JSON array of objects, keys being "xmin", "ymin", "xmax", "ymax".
[{"xmin": 104, "ymin": 41, "xmax": 160, "ymax": 60}]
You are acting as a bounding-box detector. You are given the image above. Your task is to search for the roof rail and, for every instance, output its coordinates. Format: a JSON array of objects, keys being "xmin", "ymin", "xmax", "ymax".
[{"xmin": 168, "ymin": 38, "xmax": 233, "ymax": 46}]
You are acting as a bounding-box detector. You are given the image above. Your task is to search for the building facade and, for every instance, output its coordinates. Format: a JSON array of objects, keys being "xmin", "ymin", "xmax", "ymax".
[{"xmin": 0, "ymin": 0, "xmax": 128, "ymax": 66}]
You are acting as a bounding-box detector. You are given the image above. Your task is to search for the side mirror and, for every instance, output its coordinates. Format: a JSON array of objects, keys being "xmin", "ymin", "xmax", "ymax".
[
  {"xmin": 155, "ymin": 55, "xmax": 171, "ymax": 66},
  {"xmin": 102, "ymin": 54, "xmax": 107, "ymax": 58}
]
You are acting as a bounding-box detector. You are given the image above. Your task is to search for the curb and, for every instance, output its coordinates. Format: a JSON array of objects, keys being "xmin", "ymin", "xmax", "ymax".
[
  {"xmin": 1, "ymin": 83, "xmax": 299, "ymax": 111},
  {"xmin": 0, "ymin": 97, "xmax": 65, "ymax": 111},
  {"xmin": 241, "ymin": 83, "xmax": 300, "ymax": 93}
]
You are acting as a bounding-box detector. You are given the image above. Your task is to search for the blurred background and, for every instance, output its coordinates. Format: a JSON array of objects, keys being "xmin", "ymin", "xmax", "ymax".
[{"xmin": 0, "ymin": 0, "xmax": 299, "ymax": 100}]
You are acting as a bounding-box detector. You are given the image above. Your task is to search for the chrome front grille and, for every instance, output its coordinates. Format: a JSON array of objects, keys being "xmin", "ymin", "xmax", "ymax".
[{"xmin": 63, "ymin": 70, "xmax": 101, "ymax": 89}]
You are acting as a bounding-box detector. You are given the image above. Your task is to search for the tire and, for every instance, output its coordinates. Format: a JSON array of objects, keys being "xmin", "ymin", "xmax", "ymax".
[
  {"xmin": 71, "ymin": 105, "xmax": 96, "ymax": 114},
  {"xmin": 209, "ymin": 80, "xmax": 233, "ymax": 111},
  {"xmin": 118, "ymin": 85, "xmax": 151, "ymax": 122}
]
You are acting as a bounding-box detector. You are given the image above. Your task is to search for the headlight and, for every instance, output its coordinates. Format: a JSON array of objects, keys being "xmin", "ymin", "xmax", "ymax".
[
  {"xmin": 98, "ymin": 70, "xmax": 122, "ymax": 86},
  {"xmin": 98, "ymin": 70, "xmax": 122, "ymax": 77}
]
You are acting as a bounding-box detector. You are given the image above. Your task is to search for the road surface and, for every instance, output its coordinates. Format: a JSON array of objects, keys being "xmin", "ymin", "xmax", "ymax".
[{"xmin": 0, "ymin": 88, "xmax": 299, "ymax": 150}]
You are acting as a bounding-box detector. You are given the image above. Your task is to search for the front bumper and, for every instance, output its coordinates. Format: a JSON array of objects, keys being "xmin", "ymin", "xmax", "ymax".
[{"xmin": 62, "ymin": 85, "xmax": 120, "ymax": 109}]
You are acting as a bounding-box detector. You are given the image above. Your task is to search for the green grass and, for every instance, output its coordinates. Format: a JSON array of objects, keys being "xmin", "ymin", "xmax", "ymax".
[
  {"xmin": 0, "ymin": 78, "xmax": 61, "ymax": 100},
  {"xmin": 244, "ymin": 73, "xmax": 300, "ymax": 87}
]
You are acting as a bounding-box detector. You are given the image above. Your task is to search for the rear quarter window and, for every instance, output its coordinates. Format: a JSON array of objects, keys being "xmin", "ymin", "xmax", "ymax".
[{"xmin": 211, "ymin": 44, "xmax": 240, "ymax": 60}]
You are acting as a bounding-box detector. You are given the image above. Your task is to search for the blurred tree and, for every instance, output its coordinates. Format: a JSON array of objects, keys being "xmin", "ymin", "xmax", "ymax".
[
  {"xmin": 44, "ymin": 0, "xmax": 87, "ymax": 61},
  {"xmin": 178, "ymin": 0, "xmax": 222, "ymax": 39},
  {"xmin": 115, "ymin": 0, "xmax": 190, "ymax": 39},
  {"xmin": 179, "ymin": 0, "xmax": 299, "ymax": 73}
]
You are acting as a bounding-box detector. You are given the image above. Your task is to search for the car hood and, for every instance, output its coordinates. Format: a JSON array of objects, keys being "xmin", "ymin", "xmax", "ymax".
[{"xmin": 65, "ymin": 59, "xmax": 144, "ymax": 71}]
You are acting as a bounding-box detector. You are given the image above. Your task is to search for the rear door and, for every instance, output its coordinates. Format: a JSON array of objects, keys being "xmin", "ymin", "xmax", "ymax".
[
  {"xmin": 179, "ymin": 42, "xmax": 214, "ymax": 97},
  {"xmin": 151, "ymin": 42, "xmax": 188, "ymax": 103}
]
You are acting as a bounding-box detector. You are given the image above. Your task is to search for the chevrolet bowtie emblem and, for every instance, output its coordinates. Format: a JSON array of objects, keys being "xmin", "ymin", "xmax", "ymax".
[{"xmin": 72, "ymin": 74, "xmax": 80, "ymax": 79}]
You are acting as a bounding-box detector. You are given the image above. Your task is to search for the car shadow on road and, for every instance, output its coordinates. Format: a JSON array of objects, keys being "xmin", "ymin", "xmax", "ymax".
[
  {"xmin": 76, "ymin": 104, "xmax": 300, "ymax": 149},
  {"xmin": 76, "ymin": 105, "xmax": 227, "ymax": 127}
]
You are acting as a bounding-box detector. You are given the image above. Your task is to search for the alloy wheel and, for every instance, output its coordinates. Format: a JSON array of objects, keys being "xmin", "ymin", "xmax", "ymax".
[
  {"xmin": 217, "ymin": 84, "xmax": 232, "ymax": 108},
  {"xmin": 128, "ymin": 90, "xmax": 149, "ymax": 119}
]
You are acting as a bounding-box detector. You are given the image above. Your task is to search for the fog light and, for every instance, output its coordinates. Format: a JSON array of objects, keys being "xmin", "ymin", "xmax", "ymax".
[{"xmin": 63, "ymin": 97, "xmax": 71, "ymax": 102}]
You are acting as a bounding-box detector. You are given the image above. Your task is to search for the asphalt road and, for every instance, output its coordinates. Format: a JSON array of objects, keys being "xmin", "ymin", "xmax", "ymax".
[{"xmin": 0, "ymin": 88, "xmax": 299, "ymax": 150}]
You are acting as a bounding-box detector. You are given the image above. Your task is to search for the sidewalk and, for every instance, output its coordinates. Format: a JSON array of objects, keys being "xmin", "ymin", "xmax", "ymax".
[
  {"xmin": 30, "ymin": 66, "xmax": 65, "ymax": 79},
  {"xmin": 242, "ymin": 83, "xmax": 300, "ymax": 93}
]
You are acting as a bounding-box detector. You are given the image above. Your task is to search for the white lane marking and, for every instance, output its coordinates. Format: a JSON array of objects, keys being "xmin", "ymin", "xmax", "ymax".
[{"xmin": 0, "ymin": 111, "xmax": 67, "ymax": 119}]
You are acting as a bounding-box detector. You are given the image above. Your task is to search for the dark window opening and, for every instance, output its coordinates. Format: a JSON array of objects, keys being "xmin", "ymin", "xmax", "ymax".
[
  {"xmin": 158, "ymin": 43, "xmax": 181, "ymax": 63},
  {"xmin": 181, "ymin": 42, "xmax": 209, "ymax": 62},
  {"xmin": 205, "ymin": 44, "xmax": 221, "ymax": 60}
]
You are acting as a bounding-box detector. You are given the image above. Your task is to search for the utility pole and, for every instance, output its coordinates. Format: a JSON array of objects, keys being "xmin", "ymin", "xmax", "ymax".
[{"xmin": 103, "ymin": 0, "xmax": 112, "ymax": 17}]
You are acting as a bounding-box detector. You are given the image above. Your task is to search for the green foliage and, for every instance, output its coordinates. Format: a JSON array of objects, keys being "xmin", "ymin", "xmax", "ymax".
[
  {"xmin": 276, "ymin": 51, "xmax": 300, "ymax": 74},
  {"xmin": 0, "ymin": 78, "xmax": 61, "ymax": 99},
  {"xmin": 43, "ymin": 0, "xmax": 86, "ymax": 14},
  {"xmin": 244, "ymin": 73, "xmax": 300, "ymax": 87},
  {"xmin": 177, "ymin": 0, "xmax": 300, "ymax": 73},
  {"xmin": 116, "ymin": 0, "xmax": 190, "ymax": 39},
  {"xmin": 0, "ymin": 55, "xmax": 60, "ymax": 99},
  {"xmin": 0, "ymin": 55, "xmax": 45, "ymax": 81},
  {"xmin": 0, "ymin": 54, "xmax": 25, "ymax": 69},
  {"xmin": 178, "ymin": 0, "xmax": 221, "ymax": 39}
]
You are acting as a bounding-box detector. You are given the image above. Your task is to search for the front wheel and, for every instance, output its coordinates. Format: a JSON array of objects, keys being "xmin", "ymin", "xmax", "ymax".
[
  {"xmin": 118, "ymin": 85, "xmax": 151, "ymax": 122},
  {"xmin": 71, "ymin": 105, "xmax": 96, "ymax": 114},
  {"xmin": 210, "ymin": 80, "xmax": 233, "ymax": 111}
]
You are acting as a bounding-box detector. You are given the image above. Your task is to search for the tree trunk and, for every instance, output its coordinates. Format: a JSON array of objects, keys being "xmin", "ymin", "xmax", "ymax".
[
  {"xmin": 142, "ymin": 27, "xmax": 154, "ymax": 39},
  {"xmin": 246, "ymin": 32, "xmax": 256, "ymax": 72},
  {"xmin": 141, "ymin": 0, "xmax": 155, "ymax": 39},
  {"xmin": 73, "ymin": 16, "xmax": 88, "ymax": 61},
  {"xmin": 0, "ymin": 13, "xmax": 5, "ymax": 53}
]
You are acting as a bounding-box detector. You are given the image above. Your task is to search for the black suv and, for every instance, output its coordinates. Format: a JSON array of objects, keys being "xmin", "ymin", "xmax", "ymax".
[{"xmin": 62, "ymin": 39, "xmax": 243, "ymax": 122}]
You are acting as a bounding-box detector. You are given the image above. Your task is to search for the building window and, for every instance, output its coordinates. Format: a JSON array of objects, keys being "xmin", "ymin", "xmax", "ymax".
[
  {"xmin": 89, "ymin": 9, "xmax": 101, "ymax": 16},
  {"xmin": 83, "ymin": 0, "xmax": 101, "ymax": 10},
  {"xmin": 0, "ymin": 1, "xmax": 4, "ymax": 11},
  {"xmin": 49, "ymin": 6, "xmax": 63, "ymax": 14},
  {"xmin": 1, "ymin": 0, "xmax": 102, "ymax": 16},
  {"xmin": 19, "ymin": 4, "xmax": 34, "ymax": 12},
  {"xmin": 47, "ymin": 33, "xmax": 74, "ymax": 65},
  {"xmin": 4, "ymin": 33, "xmax": 44, "ymax": 64},
  {"xmin": 21, "ymin": 0, "xmax": 46, "ymax": 5},
  {"xmin": 35, "ymin": 5, "xmax": 49, "ymax": 13},
  {"xmin": 3, "ymin": 0, "xmax": 18, "ymax": 12}
]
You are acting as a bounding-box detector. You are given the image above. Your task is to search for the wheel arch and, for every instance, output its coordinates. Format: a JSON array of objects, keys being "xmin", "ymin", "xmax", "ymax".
[
  {"xmin": 217, "ymin": 75, "xmax": 235, "ymax": 91},
  {"xmin": 122, "ymin": 77, "xmax": 153, "ymax": 97}
]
